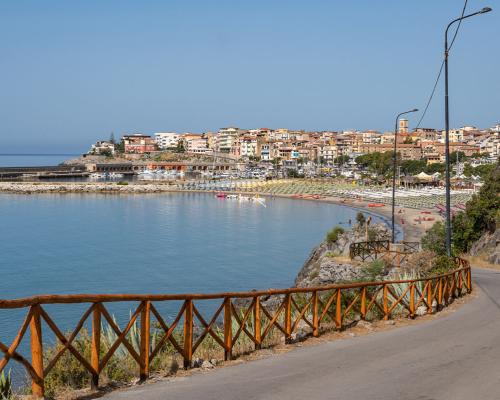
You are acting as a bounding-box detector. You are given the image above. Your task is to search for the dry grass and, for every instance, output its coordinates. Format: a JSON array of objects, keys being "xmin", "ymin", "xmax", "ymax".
[{"xmin": 464, "ymin": 255, "xmax": 500, "ymax": 270}]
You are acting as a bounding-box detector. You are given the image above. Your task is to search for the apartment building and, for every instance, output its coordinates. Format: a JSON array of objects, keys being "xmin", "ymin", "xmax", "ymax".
[
  {"xmin": 123, "ymin": 134, "xmax": 158, "ymax": 154},
  {"xmin": 216, "ymin": 127, "xmax": 243, "ymax": 153},
  {"xmin": 154, "ymin": 132, "xmax": 181, "ymax": 149}
]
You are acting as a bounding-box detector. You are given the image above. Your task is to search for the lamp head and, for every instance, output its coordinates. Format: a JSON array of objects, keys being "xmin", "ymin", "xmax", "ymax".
[
  {"xmin": 411, "ymin": 108, "xmax": 419, "ymax": 112},
  {"xmin": 480, "ymin": 7, "xmax": 492, "ymax": 13}
]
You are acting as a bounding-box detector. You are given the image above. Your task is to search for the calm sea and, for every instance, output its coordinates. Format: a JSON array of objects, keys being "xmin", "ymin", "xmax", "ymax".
[
  {"xmin": 0, "ymin": 189, "xmax": 394, "ymax": 381},
  {"xmin": 0, "ymin": 154, "xmax": 78, "ymax": 167}
]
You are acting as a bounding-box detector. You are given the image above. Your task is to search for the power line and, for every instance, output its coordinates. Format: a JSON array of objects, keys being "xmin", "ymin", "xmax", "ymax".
[{"xmin": 415, "ymin": 0, "xmax": 468, "ymax": 129}]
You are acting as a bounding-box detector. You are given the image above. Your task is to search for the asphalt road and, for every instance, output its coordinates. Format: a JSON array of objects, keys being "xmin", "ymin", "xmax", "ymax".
[{"xmin": 104, "ymin": 268, "xmax": 500, "ymax": 400}]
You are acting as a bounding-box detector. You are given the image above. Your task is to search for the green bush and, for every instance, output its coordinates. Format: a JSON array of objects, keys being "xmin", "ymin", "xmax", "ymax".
[
  {"xmin": 361, "ymin": 259, "xmax": 386, "ymax": 281},
  {"xmin": 429, "ymin": 255, "xmax": 458, "ymax": 276},
  {"xmin": 422, "ymin": 221, "xmax": 448, "ymax": 256},
  {"xmin": 326, "ymin": 226, "xmax": 345, "ymax": 244},
  {"xmin": 117, "ymin": 181, "xmax": 129, "ymax": 186}
]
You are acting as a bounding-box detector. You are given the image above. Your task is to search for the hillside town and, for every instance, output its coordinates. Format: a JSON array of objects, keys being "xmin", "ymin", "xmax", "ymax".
[
  {"xmin": 84, "ymin": 122, "xmax": 499, "ymax": 179},
  {"xmin": 90, "ymin": 122, "xmax": 500, "ymax": 162}
]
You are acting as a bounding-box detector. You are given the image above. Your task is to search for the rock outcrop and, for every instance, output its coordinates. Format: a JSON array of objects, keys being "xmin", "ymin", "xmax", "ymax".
[
  {"xmin": 469, "ymin": 228, "xmax": 500, "ymax": 265},
  {"xmin": 295, "ymin": 223, "xmax": 391, "ymax": 287}
]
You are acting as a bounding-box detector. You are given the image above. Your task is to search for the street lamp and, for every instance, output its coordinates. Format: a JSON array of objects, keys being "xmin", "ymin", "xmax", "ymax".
[
  {"xmin": 391, "ymin": 108, "xmax": 418, "ymax": 243},
  {"xmin": 444, "ymin": 6, "xmax": 492, "ymax": 256}
]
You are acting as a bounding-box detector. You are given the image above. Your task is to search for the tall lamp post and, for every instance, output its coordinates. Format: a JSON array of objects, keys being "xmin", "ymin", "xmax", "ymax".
[
  {"xmin": 391, "ymin": 109, "xmax": 418, "ymax": 243},
  {"xmin": 444, "ymin": 6, "xmax": 492, "ymax": 256}
]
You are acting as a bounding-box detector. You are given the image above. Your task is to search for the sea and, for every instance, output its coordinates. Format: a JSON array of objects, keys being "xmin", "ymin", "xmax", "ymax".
[
  {"xmin": 0, "ymin": 154, "xmax": 78, "ymax": 167},
  {"xmin": 0, "ymin": 155, "xmax": 395, "ymax": 381}
]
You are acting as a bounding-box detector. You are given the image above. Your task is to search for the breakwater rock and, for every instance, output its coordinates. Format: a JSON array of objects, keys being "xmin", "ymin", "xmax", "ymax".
[{"xmin": 0, "ymin": 182, "xmax": 179, "ymax": 194}]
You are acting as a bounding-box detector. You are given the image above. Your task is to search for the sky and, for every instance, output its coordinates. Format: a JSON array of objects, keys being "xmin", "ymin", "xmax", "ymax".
[{"xmin": 0, "ymin": 0, "xmax": 498, "ymax": 153}]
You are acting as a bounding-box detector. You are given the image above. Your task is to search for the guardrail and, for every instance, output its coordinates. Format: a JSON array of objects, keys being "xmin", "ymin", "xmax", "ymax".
[{"xmin": 0, "ymin": 259, "xmax": 471, "ymax": 398}]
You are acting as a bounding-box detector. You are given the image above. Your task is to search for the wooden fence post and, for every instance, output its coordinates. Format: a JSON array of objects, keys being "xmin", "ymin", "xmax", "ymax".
[
  {"xmin": 140, "ymin": 301, "xmax": 150, "ymax": 381},
  {"xmin": 30, "ymin": 305, "xmax": 44, "ymax": 398},
  {"xmin": 427, "ymin": 280, "xmax": 433, "ymax": 314},
  {"xmin": 383, "ymin": 284, "xmax": 389, "ymax": 320},
  {"xmin": 467, "ymin": 268, "xmax": 472, "ymax": 293},
  {"xmin": 224, "ymin": 298, "xmax": 232, "ymax": 361},
  {"xmin": 254, "ymin": 297, "xmax": 261, "ymax": 350},
  {"xmin": 183, "ymin": 299, "xmax": 193, "ymax": 369},
  {"xmin": 312, "ymin": 291, "xmax": 319, "ymax": 337},
  {"xmin": 437, "ymin": 278, "xmax": 443, "ymax": 310},
  {"xmin": 335, "ymin": 289, "xmax": 342, "ymax": 329},
  {"xmin": 409, "ymin": 284, "xmax": 415, "ymax": 319},
  {"xmin": 91, "ymin": 304, "xmax": 101, "ymax": 389},
  {"xmin": 360, "ymin": 287, "xmax": 367, "ymax": 320},
  {"xmin": 284, "ymin": 294, "xmax": 292, "ymax": 343}
]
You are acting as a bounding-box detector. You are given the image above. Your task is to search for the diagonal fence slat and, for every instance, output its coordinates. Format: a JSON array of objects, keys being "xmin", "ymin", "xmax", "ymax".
[{"xmin": 40, "ymin": 304, "xmax": 96, "ymax": 376}]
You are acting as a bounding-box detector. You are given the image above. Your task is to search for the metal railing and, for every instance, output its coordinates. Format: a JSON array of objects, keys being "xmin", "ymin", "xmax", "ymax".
[{"xmin": 0, "ymin": 260, "xmax": 471, "ymax": 398}]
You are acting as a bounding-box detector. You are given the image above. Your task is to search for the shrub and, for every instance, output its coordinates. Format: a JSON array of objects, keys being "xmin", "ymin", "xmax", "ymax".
[
  {"xmin": 361, "ymin": 259, "xmax": 386, "ymax": 281},
  {"xmin": 356, "ymin": 212, "xmax": 366, "ymax": 226},
  {"xmin": 117, "ymin": 181, "xmax": 129, "ymax": 186},
  {"xmin": 429, "ymin": 255, "xmax": 458, "ymax": 276},
  {"xmin": 326, "ymin": 226, "xmax": 344, "ymax": 244},
  {"xmin": 421, "ymin": 221, "xmax": 448, "ymax": 256}
]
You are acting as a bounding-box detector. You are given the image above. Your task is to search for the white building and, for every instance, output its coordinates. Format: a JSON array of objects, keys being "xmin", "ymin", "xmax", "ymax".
[
  {"xmin": 239, "ymin": 137, "xmax": 258, "ymax": 158},
  {"xmin": 154, "ymin": 132, "xmax": 181, "ymax": 149},
  {"xmin": 216, "ymin": 127, "xmax": 241, "ymax": 153},
  {"xmin": 88, "ymin": 141, "xmax": 115, "ymax": 155}
]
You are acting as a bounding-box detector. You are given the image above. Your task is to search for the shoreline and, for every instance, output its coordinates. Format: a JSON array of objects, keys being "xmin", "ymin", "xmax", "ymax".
[{"xmin": 0, "ymin": 181, "xmax": 439, "ymax": 241}]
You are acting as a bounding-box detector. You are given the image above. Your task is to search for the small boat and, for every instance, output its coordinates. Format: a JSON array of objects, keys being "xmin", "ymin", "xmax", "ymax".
[{"xmin": 216, "ymin": 192, "xmax": 227, "ymax": 198}]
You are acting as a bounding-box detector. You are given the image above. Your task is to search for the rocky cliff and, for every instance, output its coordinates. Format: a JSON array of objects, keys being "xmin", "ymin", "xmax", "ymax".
[
  {"xmin": 469, "ymin": 228, "xmax": 500, "ymax": 265},
  {"xmin": 295, "ymin": 223, "xmax": 391, "ymax": 287}
]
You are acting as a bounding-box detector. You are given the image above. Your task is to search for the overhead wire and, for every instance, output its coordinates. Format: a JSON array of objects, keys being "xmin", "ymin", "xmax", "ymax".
[{"xmin": 415, "ymin": 0, "xmax": 468, "ymax": 129}]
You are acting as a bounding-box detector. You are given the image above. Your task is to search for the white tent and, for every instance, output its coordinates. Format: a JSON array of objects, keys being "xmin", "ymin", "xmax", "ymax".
[{"xmin": 414, "ymin": 172, "xmax": 433, "ymax": 181}]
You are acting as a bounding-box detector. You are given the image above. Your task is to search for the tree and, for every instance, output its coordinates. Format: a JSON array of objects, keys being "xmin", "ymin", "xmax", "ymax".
[
  {"xmin": 109, "ymin": 132, "xmax": 115, "ymax": 144},
  {"xmin": 114, "ymin": 140, "xmax": 125, "ymax": 153},
  {"xmin": 401, "ymin": 160, "xmax": 426, "ymax": 175},
  {"xmin": 356, "ymin": 212, "xmax": 366, "ymax": 226},
  {"xmin": 355, "ymin": 152, "xmax": 395, "ymax": 177},
  {"xmin": 334, "ymin": 155, "xmax": 350, "ymax": 165},
  {"xmin": 450, "ymin": 151, "xmax": 466, "ymax": 164},
  {"xmin": 452, "ymin": 161, "xmax": 500, "ymax": 253},
  {"xmin": 425, "ymin": 162, "xmax": 445, "ymax": 174},
  {"xmin": 175, "ymin": 141, "xmax": 186, "ymax": 153}
]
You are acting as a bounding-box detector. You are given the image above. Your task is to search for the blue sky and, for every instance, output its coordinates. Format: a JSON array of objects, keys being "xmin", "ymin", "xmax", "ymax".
[{"xmin": 0, "ymin": 0, "xmax": 498, "ymax": 153}]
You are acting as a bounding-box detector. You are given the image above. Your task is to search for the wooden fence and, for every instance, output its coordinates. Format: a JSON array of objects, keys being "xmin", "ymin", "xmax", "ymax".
[
  {"xmin": 349, "ymin": 240, "xmax": 421, "ymax": 266},
  {"xmin": 349, "ymin": 240, "xmax": 390, "ymax": 261},
  {"xmin": 0, "ymin": 259, "xmax": 471, "ymax": 398}
]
